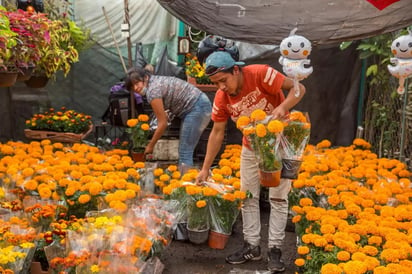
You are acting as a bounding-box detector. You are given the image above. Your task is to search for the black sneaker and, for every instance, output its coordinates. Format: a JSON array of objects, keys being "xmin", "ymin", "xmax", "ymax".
[
  {"xmin": 226, "ymin": 242, "xmax": 262, "ymax": 264},
  {"xmin": 267, "ymin": 247, "xmax": 285, "ymax": 272}
]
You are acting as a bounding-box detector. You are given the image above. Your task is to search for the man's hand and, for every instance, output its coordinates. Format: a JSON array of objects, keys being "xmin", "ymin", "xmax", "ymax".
[
  {"xmin": 271, "ymin": 105, "xmax": 288, "ymax": 119},
  {"xmin": 144, "ymin": 144, "xmax": 154, "ymax": 155},
  {"xmin": 195, "ymin": 169, "xmax": 210, "ymax": 185}
]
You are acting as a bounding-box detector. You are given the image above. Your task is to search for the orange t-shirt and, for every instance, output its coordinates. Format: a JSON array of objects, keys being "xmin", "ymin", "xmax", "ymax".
[{"xmin": 212, "ymin": 64, "xmax": 286, "ymax": 146}]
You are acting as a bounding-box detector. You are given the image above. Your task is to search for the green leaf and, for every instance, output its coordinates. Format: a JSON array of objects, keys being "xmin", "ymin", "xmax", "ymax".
[{"xmin": 366, "ymin": 64, "xmax": 378, "ymax": 77}]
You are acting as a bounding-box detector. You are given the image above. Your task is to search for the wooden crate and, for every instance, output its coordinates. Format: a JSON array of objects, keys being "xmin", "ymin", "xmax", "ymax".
[{"xmin": 24, "ymin": 125, "xmax": 93, "ymax": 143}]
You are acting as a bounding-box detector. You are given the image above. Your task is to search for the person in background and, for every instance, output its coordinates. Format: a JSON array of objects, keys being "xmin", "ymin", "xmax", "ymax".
[
  {"xmin": 195, "ymin": 51, "xmax": 306, "ymax": 273},
  {"xmin": 125, "ymin": 67, "xmax": 212, "ymax": 170}
]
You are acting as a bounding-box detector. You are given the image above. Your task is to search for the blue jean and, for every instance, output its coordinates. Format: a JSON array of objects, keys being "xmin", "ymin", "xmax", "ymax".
[{"xmin": 179, "ymin": 93, "xmax": 212, "ymax": 166}]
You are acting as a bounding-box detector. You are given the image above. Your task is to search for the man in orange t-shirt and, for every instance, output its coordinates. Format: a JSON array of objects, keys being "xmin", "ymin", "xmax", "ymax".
[{"xmin": 196, "ymin": 51, "xmax": 306, "ymax": 272}]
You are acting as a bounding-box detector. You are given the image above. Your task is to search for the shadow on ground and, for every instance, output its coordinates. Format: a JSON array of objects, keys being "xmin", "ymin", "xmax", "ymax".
[{"xmin": 161, "ymin": 202, "xmax": 297, "ymax": 274}]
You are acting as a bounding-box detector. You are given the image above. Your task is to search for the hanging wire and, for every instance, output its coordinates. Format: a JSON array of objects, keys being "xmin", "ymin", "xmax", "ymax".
[{"xmin": 188, "ymin": 26, "xmax": 206, "ymax": 43}]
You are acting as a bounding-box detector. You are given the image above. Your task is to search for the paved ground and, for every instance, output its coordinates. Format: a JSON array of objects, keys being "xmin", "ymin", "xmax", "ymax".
[{"xmin": 161, "ymin": 202, "xmax": 297, "ymax": 274}]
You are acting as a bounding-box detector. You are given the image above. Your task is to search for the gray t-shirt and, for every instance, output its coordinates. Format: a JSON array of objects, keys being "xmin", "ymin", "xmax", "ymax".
[{"xmin": 145, "ymin": 75, "xmax": 202, "ymax": 118}]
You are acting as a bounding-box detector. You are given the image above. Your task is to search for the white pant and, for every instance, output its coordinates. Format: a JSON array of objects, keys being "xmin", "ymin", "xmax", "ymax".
[{"xmin": 240, "ymin": 146, "xmax": 291, "ymax": 248}]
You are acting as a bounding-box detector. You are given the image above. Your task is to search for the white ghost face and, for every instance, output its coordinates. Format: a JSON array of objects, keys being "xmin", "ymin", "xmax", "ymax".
[
  {"xmin": 391, "ymin": 33, "xmax": 412, "ymax": 59},
  {"xmin": 280, "ymin": 35, "xmax": 312, "ymax": 59}
]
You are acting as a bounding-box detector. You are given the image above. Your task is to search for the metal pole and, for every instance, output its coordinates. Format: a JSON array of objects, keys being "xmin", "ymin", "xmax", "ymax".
[
  {"xmin": 399, "ymin": 78, "xmax": 408, "ymax": 162},
  {"xmin": 124, "ymin": 0, "xmax": 135, "ymax": 117}
]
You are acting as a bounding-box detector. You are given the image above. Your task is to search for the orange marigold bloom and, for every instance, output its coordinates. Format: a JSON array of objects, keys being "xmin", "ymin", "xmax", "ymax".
[
  {"xmin": 236, "ymin": 116, "xmax": 251, "ymax": 129},
  {"xmin": 294, "ymin": 258, "xmax": 305, "ymax": 267},
  {"xmin": 78, "ymin": 194, "xmax": 91, "ymax": 204},
  {"xmin": 138, "ymin": 114, "xmax": 149, "ymax": 122},
  {"xmin": 255, "ymin": 123, "xmax": 267, "ymax": 138},
  {"xmin": 297, "ymin": 245, "xmax": 310, "ymax": 255},
  {"xmin": 267, "ymin": 120, "xmax": 284, "ymax": 133},
  {"xmin": 250, "ymin": 109, "xmax": 266, "ymax": 121},
  {"xmin": 196, "ymin": 200, "xmax": 207, "ymax": 208},
  {"xmin": 127, "ymin": 119, "xmax": 138, "ymax": 127},
  {"xmin": 320, "ymin": 263, "xmax": 342, "ymax": 274}
]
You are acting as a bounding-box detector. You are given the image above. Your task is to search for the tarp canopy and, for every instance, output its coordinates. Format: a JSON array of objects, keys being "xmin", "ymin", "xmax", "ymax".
[{"xmin": 158, "ymin": 0, "xmax": 412, "ymax": 45}]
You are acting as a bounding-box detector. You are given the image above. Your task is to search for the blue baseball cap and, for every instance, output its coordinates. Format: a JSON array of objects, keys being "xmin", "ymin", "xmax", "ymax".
[{"xmin": 205, "ymin": 51, "xmax": 245, "ymax": 76}]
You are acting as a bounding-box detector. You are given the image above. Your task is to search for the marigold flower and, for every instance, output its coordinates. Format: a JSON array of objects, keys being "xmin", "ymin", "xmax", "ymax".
[
  {"xmin": 250, "ymin": 109, "xmax": 266, "ymax": 121},
  {"xmin": 294, "ymin": 258, "xmax": 305, "ymax": 267},
  {"xmin": 196, "ymin": 200, "xmax": 207, "ymax": 208},
  {"xmin": 267, "ymin": 120, "xmax": 284, "ymax": 133},
  {"xmin": 236, "ymin": 116, "xmax": 251, "ymax": 129}
]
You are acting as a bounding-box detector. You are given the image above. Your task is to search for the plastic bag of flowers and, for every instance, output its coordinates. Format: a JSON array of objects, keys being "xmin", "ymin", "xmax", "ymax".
[
  {"xmin": 0, "ymin": 219, "xmax": 37, "ymax": 274},
  {"xmin": 203, "ymin": 180, "xmax": 249, "ymax": 235},
  {"xmin": 236, "ymin": 109, "xmax": 284, "ymax": 187},
  {"xmin": 128, "ymin": 198, "xmax": 176, "ymax": 259},
  {"xmin": 279, "ymin": 110, "xmax": 311, "ymax": 179}
]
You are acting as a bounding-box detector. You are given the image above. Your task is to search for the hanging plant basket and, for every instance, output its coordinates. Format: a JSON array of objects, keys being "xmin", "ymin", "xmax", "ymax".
[
  {"xmin": 0, "ymin": 71, "xmax": 18, "ymax": 87},
  {"xmin": 24, "ymin": 125, "xmax": 93, "ymax": 143},
  {"xmin": 25, "ymin": 74, "xmax": 49, "ymax": 88},
  {"xmin": 16, "ymin": 66, "xmax": 35, "ymax": 81}
]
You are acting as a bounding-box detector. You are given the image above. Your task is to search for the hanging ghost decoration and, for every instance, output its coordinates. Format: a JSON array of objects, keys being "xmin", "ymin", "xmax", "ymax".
[
  {"xmin": 279, "ymin": 28, "xmax": 313, "ymax": 97},
  {"xmin": 387, "ymin": 30, "xmax": 412, "ymax": 95}
]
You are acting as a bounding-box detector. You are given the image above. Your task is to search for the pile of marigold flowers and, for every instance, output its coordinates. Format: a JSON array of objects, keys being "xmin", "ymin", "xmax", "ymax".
[{"xmin": 290, "ymin": 138, "xmax": 412, "ymax": 273}]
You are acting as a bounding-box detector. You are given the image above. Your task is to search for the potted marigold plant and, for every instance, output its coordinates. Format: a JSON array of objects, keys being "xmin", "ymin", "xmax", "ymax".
[
  {"xmin": 205, "ymin": 181, "xmax": 249, "ymax": 249},
  {"xmin": 236, "ymin": 109, "xmax": 284, "ymax": 187},
  {"xmin": 185, "ymin": 185, "xmax": 209, "ymax": 244},
  {"xmin": 279, "ymin": 110, "xmax": 311, "ymax": 179},
  {"xmin": 185, "ymin": 53, "xmax": 213, "ymax": 87},
  {"xmin": 126, "ymin": 114, "xmax": 151, "ymax": 162}
]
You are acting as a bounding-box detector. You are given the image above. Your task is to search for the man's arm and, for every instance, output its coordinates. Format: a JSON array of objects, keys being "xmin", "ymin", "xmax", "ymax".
[
  {"xmin": 272, "ymin": 77, "xmax": 306, "ymax": 119},
  {"xmin": 196, "ymin": 120, "xmax": 227, "ymax": 183}
]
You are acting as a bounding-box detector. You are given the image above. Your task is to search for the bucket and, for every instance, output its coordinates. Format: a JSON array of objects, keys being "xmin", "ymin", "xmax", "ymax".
[
  {"xmin": 173, "ymin": 222, "xmax": 189, "ymax": 241},
  {"xmin": 259, "ymin": 170, "xmax": 281, "ymax": 187},
  {"xmin": 208, "ymin": 230, "xmax": 230, "ymax": 249},
  {"xmin": 281, "ymin": 159, "xmax": 302, "ymax": 179},
  {"xmin": 187, "ymin": 227, "xmax": 209, "ymax": 244}
]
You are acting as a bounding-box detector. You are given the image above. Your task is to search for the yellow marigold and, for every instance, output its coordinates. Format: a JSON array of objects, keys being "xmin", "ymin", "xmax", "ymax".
[
  {"xmin": 320, "ymin": 263, "xmax": 342, "ymax": 274},
  {"xmin": 89, "ymin": 182, "xmax": 103, "ymax": 196},
  {"xmin": 316, "ymin": 139, "xmax": 332, "ymax": 149},
  {"xmin": 291, "ymin": 215, "xmax": 301, "ymax": 223},
  {"xmin": 342, "ymin": 260, "xmax": 367, "ymax": 274},
  {"xmin": 299, "ymin": 197, "xmax": 313, "ymax": 207},
  {"xmin": 196, "ymin": 200, "xmax": 207, "ymax": 208},
  {"xmin": 320, "ymin": 224, "xmax": 336, "ymax": 234},
  {"xmin": 294, "ymin": 258, "xmax": 305, "ymax": 267},
  {"xmin": 289, "ymin": 111, "xmax": 306, "ymax": 122},
  {"xmin": 172, "ymin": 171, "xmax": 181, "ymax": 179},
  {"xmin": 24, "ymin": 179, "xmax": 38, "ymax": 191},
  {"xmin": 297, "ymin": 245, "xmax": 310, "ymax": 255},
  {"xmin": 153, "ymin": 168, "xmax": 164, "ymax": 177},
  {"xmin": 39, "ymin": 187, "xmax": 52, "ymax": 199},
  {"xmin": 242, "ymin": 126, "xmax": 255, "ymax": 136},
  {"xmin": 167, "ymin": 165, "xmax": 178, "ymax": 172},
  {"xmin": 236, "ymin": 116, "xmax": 251, "ymax": 129},
  {"xmin": 250, "ymin": 109, "xmax": 266, "ymax": 121},
  {"xmin": 159, "ymin": 174, "xmax": 171, "ymax": 182},
  {"xmin": 138, "ymin": 114, "xmax": 149, "ymax": 122},
  {"xmin": 255, "ymin": 123, "xmax": 267, "ymax": 138},
  {"xmin": 336, "ymin": 250, "xmax": 350, "ymax": 262},
  {"xmin": 127, "ymin": 119, "xmax": 138, "ymax": 127},
  {"xmin": 141, "ymin": 123, "xmax": 150, "ymax": 131},
  {"xmin": 78, "ymin": 194, "xmax": 91, "ymax": 204},
  {"xmin": 267, "ymin": 120, "xmax": 284, "ymax": 133},
  {"xmin": 22, "ymin": 167, "xmax": 34, "ymax": 177}
]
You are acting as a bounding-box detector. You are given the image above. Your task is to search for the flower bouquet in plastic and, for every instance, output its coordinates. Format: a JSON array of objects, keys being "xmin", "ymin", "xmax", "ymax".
[
  {"xmin": 185, "ymin": 185, "xmax": 209, "ymax": 244},
  {"xmin": 236, "ymin": 109, "xmax": 284, "ymax": 187},
  {"xmin": 204, "ymin": 181, "xmax": 248, "ymax": 236},
  {"xmin": 279, "ymin": 111, "xmax": 311, "ymax": 179}
]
